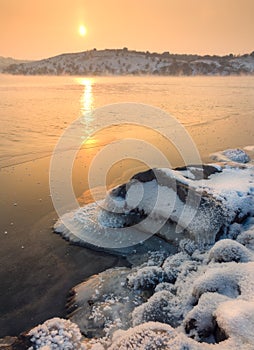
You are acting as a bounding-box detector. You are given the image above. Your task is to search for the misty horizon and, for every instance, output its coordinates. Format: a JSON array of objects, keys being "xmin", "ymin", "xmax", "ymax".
[{"xmin": 2, "ymin": 47, "xmax": 254, "ymax": 63}]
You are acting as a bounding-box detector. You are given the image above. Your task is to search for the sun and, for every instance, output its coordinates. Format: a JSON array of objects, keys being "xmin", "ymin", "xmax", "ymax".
[{"xmin": 79, "ymin": 25, "xmax": 87, "ymax": 37}]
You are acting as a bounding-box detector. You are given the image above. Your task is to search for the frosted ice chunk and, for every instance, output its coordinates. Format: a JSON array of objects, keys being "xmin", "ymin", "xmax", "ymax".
[
  {"xmin": 208, "ymin": 239, "xmax": 254, "ymax": 263},
  {"xmin": 127, "ymin": 266, "xmax": 165, "ymax": 290},
  {"xmin": 132, "ymin": 290, "xmax": 181, "ymax": 327},
  {"xmin": 28, "ymin": 317, "xmax": 85, "ymax": 350},
  {"xmin": 162, "ymin": 252, "xmax": 190, "ymax": 283}
]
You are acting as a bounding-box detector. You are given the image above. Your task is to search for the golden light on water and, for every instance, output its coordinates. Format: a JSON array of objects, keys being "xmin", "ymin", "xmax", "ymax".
[
  {"xmin": 78, "ymin": 78, "xmax": 94, "ymax": 114},
  {"xmin": 76, "ymin": 78, "xmax": 96, "ymax": 147}
]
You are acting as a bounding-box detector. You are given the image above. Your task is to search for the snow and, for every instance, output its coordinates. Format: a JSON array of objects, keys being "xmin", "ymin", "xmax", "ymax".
[
  {"xmin": 55, "ymin": 151, "xmax": 254, "ymax": 249},
  {"xmin": 237, "ymin": 229, "xmax": 254, "ymax": 249},
  {"xmin": 214, "ymin": 300, "xmax": 254, "ymax": 345},
  {"xmin": 162, "ymin": 252, "xmax": 191, "ymax": 283},
  {"xmin": 183, "ymin": 292, "xmax": 230, "ymax": 341},
  {"xmin": 208, "ymin": 239, "xmax": 254, "ymax": 263},
  {"xmin": 127, "ymin": 266, "xmax": 165, "ymax": 290},
  {"xmin": 210, "ymin": 148, "xmax": 250, "ymax": 163},
  {"xmin": 108, "ymin": 322, "xmax": 192, "ymax": 350},
  {"xmin": 197, "ymin": 166, "xmax": 254, "ymax": 226},
  {"xmin": 3, "ymin": 49, "xmax": 254, "ymax": 76},
  {"xmin": 61, "ymin": 226, "xmax": 253, "ymax": 348},
  {"xmin": 192, "ymin": 264, "xmax": 243, "ymax": 300},
  {"xmin": 28, "ymin": 317, "xmax": 85, "ymax": 349},
  {"xmin": 132, "ymin": 290, "xmax": 181, "ymax": 327}
]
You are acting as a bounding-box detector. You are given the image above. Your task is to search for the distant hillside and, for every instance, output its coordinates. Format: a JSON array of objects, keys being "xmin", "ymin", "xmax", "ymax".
[
  {"xmin": 0, "ymin": 57, "xmax": 32, "ymax": 72},
  {"xmin": 3, "ymin": 49, "xmax": 254, "ymax": 76}
]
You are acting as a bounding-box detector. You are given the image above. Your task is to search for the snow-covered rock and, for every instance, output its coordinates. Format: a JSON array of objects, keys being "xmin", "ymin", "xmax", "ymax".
[
  {"xmin": 211, "ymin": 148, "xmax": 250, "ymax": 163},
  {"xmin": 96, "ymin": 163, "xmax": 253, "ymax": 246},
  {"xmin": 192, "ymin": 262, "xmax": 254, "ymax": 301},
  {"xmin": 183, "ymin": 292, "xmax": 230, "ymax": 342},
  {"xmin": 107, "ymin": 322, "xmax": 193, "ymax": 350},
  {"xmin": 28, "ymin": 317, "xmax": 85, "ymax": 350},
  {"xmin": 6, "ymin": 223, "xmax": 254, "ymax": 349},
  {"xmin": 208, "ymin": 239, "xmax": 254, "ymax": 263},
  {"xmin": 127, "ymin": 266, "xmax": 165, "ymax": 290},
  {"xmin": 132, "ymin": 290, "xmax": 181, "ymax": 327},
  {"xmin": 162, "ymin": 252, "xmax": 192, "ymax": 282},
  {"xmin": 55, "ymin": 158, "xmax": 254, "ymax": 251}
]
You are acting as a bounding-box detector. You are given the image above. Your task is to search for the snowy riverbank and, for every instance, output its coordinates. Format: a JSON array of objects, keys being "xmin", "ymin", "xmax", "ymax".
[{"xmin": 2, "ymin": 147, "xmax": 254, "ymax": 350}]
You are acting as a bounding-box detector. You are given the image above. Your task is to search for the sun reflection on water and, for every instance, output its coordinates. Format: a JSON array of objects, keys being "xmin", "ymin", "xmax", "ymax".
[
  {"xmin": 76, "ymin": 78, "xmax": 96, "ymax": 147},
  {"xmin": 77, "ymin": 77, "xmax": 94, "ymax": 114}
]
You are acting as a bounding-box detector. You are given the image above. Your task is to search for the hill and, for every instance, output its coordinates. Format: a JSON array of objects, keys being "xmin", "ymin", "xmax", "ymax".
[
  {"xmin": 0, "ymin": 57, "xmax": 32, "ymax": 72},
  {"xmin": 3, "ymin": 49, "xmax": 254, "ymax": 76}
]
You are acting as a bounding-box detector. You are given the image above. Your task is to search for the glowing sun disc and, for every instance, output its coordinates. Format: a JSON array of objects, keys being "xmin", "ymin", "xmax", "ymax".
[{"xmin": 79, "ymin": 25, "xmax": 87, "ymax": 36}]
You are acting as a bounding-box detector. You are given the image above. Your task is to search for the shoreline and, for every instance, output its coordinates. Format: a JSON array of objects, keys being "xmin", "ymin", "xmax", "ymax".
[
  {"xmin": 0, "ymin": 156, "xmax": 128, "ymax": 338},
  {"xmin": 1, "ymin": 142, "xmax": 253, "ymax": 338}
]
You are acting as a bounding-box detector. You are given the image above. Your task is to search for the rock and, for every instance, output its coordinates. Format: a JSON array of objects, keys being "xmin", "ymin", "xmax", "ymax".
[
  {"xmin": 208, "ymin": 239, "xmax": 254, "ymax": 263},
  {"xmin": 66, "ymin": 267, "xmax": 144, "ymax": 338},
  {"xmin": 0, "ymin": 336, "xmax": 17, "ymax": 350},
  {"xmin": 102, "ymin": 167, "xmax": 226, "ymax": 245},
  {"xmin": 184, "ymin": 292, "xmax": 230, "ymax": 341},
  {"xmin": 0, "ymin": 334, "xmax": 32, "ymax": 350},
  {"xmin": 211, "ymin": 148, "xmax": 250, "ymax": 163},
  {"xmin": 132, "ymin": 290, "xmax": 181, "ymax": 328},
  {"xmin": 175, "ymin": 164, "xmax": 222, "ymax": 180},
  {"xmin": 55, "ymin": 161, "xmax": 254, "ymax": 250}
]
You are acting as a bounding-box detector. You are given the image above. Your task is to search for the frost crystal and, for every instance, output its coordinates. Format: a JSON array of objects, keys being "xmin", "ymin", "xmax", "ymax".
[{"xmin": 28, "ymin": 317, "xmax": 85, "ymax": 350}]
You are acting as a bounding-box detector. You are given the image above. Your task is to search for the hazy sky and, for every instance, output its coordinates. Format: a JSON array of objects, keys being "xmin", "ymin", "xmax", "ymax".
[{"xmin": 1, "ymin": 0, "xmax": 253, "ymax": 60}]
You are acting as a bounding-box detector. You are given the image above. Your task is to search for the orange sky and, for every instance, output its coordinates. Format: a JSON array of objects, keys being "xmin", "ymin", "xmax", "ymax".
[{"xmin": 1, "ymin": 0, "xmax": 253, "ymax": 60}]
